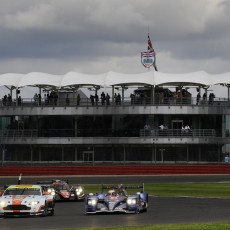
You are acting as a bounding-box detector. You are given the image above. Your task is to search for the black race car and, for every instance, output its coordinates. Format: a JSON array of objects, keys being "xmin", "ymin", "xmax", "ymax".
[{"xmin": 37, "ymin": 179, "xmax": 85, "ymax": 201}]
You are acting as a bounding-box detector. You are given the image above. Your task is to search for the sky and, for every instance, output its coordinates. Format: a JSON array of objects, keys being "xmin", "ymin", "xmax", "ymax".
[{"xmin": 0, "ymin": 0, "xmax": 230, "ymax": 98}]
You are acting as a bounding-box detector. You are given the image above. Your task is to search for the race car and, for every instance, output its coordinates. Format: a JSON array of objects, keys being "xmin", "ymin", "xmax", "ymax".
[
  {"xmin": 37, "ymin": 179, "xmax": 85, "ymax": 201},
  {"xmin": 85, "ymin": 184, "xmax": 148, "ymax": 214},
  {"xmin": 0, "ymin": 184, "xmax": 55, "ymax": 217}
]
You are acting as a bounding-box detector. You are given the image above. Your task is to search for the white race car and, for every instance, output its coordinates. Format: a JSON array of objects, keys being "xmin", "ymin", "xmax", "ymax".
[{"xmin": 0, "ymin": 184, "xmax": 55, "ymax": 217}]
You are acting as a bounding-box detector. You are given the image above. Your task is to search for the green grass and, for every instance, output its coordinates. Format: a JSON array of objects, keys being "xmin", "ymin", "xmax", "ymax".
[
  {"xmin": 83, "ymin": 182, "xmax": 230, "ymax": 198},
  {"xmin": 61, "ymin": 222, "xmax": 230, "ymax": 230}
]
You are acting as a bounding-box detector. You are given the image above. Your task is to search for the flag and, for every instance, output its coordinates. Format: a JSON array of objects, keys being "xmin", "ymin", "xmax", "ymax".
[
  {"xmin": 148, "ymin": 34, "xmax": 154, "ymax": 52},
  {"xmin": 147, "ymin": 34, "xmax": 158, "ymax": 71}
]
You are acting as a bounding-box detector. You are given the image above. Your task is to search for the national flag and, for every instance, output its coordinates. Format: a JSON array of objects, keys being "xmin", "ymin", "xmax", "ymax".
[
  {"xmin": 148, "ymin": 34, "xmax": 154, "ymax": 52},
  {"xmin": 147, "ymin": 34, "xmax": 158, "ymax": 71}
]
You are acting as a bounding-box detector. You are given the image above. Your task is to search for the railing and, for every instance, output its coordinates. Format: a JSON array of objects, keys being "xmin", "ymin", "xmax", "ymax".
[
  {"xmin": 140, "ymin": 129, "xmax": 216, "ymax": 137},
  {"xmin": 0, "ymin": 129, "xmax": 38, "ymax": 138},
  {"xmin": 0, "ymin": 96, "xmax": 230, "ymax": 107},
  {"xmin": 0, "ymin": 129, "xmax": 217, "ymax": 138}
]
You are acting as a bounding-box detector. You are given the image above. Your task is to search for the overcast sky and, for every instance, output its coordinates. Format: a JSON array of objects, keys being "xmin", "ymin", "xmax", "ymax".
[{"xmin": 0, "ymin": 0, "xmax": 230, "ymax": 97}]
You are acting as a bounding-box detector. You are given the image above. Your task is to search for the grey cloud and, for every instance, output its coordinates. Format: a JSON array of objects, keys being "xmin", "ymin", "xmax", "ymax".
[{"xmin": 0, "ymin": 0, "xmax": 229, "ymax": 75}]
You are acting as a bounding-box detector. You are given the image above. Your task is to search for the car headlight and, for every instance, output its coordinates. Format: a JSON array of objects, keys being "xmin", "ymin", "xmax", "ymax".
[
  {"xmin": 47, "ymin": 188, "xmax": 55, "ymax": 195},
  {"xmin": 127, "ymin": 198, "xmax": 136, "ymax": 205},
  {"xmin": 76, "ymin": 187, "xmax": 83, "ymax": 195},
  {"xmin": 76, "ymin": 187, "xmax": 83, "ymax": 193},
  {"xmin": 0, "ymin": 200, "xmax": 5, "ymax": 207},
  {"xmin": 31, "ymin": 201, "xmax": 39, "ymax": 206},
  {"xmin": 48, "ymin": 188, "xmax": 55, "ymax": 196},
  {"xmin": 87, "ymin": 199, "xmax": 97, "ymax": 206}
]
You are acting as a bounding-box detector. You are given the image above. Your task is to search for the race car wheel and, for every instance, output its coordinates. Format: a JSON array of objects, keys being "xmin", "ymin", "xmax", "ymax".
[
  {"xmin": 41, "ymin": 202, "xmax": 48, "ymax": 217},
  {"xmin": 49, "ymin": 202, "xmax": 55, "ymax": 216},
  {"xmin": 49, "ymin": 207, "xmax": 55, "ymax": 216},
  {"xmin": 135, "ymin": 207, "xmax": 140, "ymax": 214}
]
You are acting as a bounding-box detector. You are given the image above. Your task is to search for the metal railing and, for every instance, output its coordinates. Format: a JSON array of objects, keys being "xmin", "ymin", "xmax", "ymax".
[
  {"xmin": 0, "ymin": 129, "xmax": 38, "ymax": 138},
  {"xmin": 0, "ymin": 96, "xmax": 230, "ymax": 107},
  {"xmin": 0, "ymin": 128, "xmax": 216, "ymax": 138},
  {"xmin": 140, "ymin": 129, "xmax": 216, "ymax": 137}
]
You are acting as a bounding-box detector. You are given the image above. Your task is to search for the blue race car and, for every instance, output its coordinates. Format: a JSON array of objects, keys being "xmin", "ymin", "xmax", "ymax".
[{"xmin": 85, "ymin": 184, "xmax": 148, "ymax": 214}]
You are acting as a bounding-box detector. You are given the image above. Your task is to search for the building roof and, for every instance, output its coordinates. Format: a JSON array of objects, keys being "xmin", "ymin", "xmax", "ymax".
[{"xmin": 0, "ymin": 70, "xmax": 230, "ymax": 89}]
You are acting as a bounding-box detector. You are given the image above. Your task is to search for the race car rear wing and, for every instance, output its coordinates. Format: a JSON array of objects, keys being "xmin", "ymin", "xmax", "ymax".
[
  {"xmin": 37, "ymin": 179, "xmax": 69, "ymax": 185},
  {"xmin": 101, "ymin": 183, "xmax": 144, "ymax": 192},
  {"xmin": 37, "ymin": 181, "xmax": 53, "ymax": 185}
]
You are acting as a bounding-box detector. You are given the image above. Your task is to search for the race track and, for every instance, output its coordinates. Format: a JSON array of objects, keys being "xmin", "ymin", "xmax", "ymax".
[
  {"xmin": 1, "ymin": 197, "xmax": 230, "ymax": 230},
  {"xmin": 1, "ymin": 175, "xmax": 230, "ymax": 230}
]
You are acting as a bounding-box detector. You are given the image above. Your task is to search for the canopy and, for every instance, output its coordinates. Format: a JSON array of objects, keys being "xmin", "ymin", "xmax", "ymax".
[{"xmin": 0, "ymin": 70, "xmax": 230, "ymax": 89}]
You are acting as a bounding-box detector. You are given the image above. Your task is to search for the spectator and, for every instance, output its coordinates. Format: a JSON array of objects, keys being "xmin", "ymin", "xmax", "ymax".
[
  {"xmin": 130, "ymin": 93, "xmax": 135, "ymax": 105},
  {"xmin": 181, "ymin": 125, "xmax": 185, "ymax": 135},
  {"xmin": 38, "ymin": 94, "xmax": 41, "ymax": 105},
  {"xmin": 53, "ymin": 92, "xmax": 58, "ymax": 105},
  {"xmin": 33, "ymin": 93, "xmax": 38, "ymax": 105},
  {"xmin": 106, "ymin": 93, "xmax": 110, "ymax": 105},
  {"xmin": 185, "ymin": 125, "xmax": 190, "ymax": 135},
  {"xmin": 101, "ymin": 92, "xmax": 105, "ymax": 105},
  {"xmin": 144, "ymin": 123, "xmax": 151, "ymax": 136},
  {"xmin": 196, "ymin": 93, "xmax": 201, "ymax": 105},
  {"xmin": 224, "ymin": 155, "xmax": 229, "ymax": 163},
  {"xmin": 2, "ymin": 95, "xmax": 7, "ymax": 106},
  {"xmin": 18, "ymin": 96, "xmax": 22, "ymax": 106},
  {"xmin": 159, "ymin": 124, "xmax": 164, "ymax": 136},
  {"xmin": 95, "ymin": 93, "xmax": 99, "ymax": 106},
  {"xmin": 7, "ymin": 94, "xmax": 12, "ymax": 106},
  {"xmin": 117, "ymin": 93, "xmax": 121, "ymax": 105},
  {"xmin": 114, "ymin": 93, "xmax": 118, "ymax": 105},
  {"xmin": 163, "ymin": 124, "xmax": 168, "ymax": 135},
  {"xmin": 77, "ymin": 94, "xmax": 81, "ymax": 105},
  {"xmin": 209, "ymin": 93, "xmax": 215, "ymax": 105},
  {"xmin": 203, "ymin": 93, "xmax": 207, "ymax": 103},
  {"xmin": 66, "ymin": 94, "xmax": 70, "ymax": 106},
  {"xmin": 44, "ymin": 94, "xmax": 49, "ymax": 105},
  {"xmin": 90, "ymin": 94, "xmax": 94, "ymax": 105}
]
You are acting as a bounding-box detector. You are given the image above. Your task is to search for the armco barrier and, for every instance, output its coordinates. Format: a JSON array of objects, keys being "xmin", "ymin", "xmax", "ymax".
[{"xmin": 0, "ymin": 165, "xmax": 230, "ymax": 176}]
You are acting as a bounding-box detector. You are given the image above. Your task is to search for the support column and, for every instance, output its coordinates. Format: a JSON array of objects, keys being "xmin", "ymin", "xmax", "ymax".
[
  {"xmin": 122, "ymin": 86, "xmax": 124, "ymax": 105},
  {"xmin": 228, "ymin": 85, "xmax": 230, "ymax": 102},
  {"xmin": 75, "ymin": 117, "xmax": 78, "ymax": 137},
  {"xmin": 39, "ymin": 147, "xmax": 41, "ymax": 161},
  {"xmin": 30, "ymin": 145, "xmax": 33, "ymax": 164},
  {"xmin": 123, "ymin": 145, "xmax": 126, "ymax": 165},
  {"xmin": 74, "ymin": 146, "xmax": 78, "ymax": 161},
  {"xmin": 112, "ymin": 86, "xmax": 114, "ymax": 105},
  {"xmin": 152, "ymin": 85, "xmax": 155, "ymax": 105},
  {"xmin": 61, "ymin": 145, "xmax": 64, "ymax": 161},
  {"xmin": 186, "ymin": 144, "xmax": 189, "ymax": 162}
]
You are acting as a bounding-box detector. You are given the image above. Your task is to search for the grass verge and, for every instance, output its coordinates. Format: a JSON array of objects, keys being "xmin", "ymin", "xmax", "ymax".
[
  {"xmin": 83, "ymin": 182, "xmax": 230, "ymax": 198},
  {"xmin": 61, "ymin": 222, "xmax": 230, "ymax": 230}
]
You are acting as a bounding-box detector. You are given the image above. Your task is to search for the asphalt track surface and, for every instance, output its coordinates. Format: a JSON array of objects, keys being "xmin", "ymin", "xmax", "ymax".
[{"xmin": 1, "ymin": 175, "xmax": 230, "ymax": 230}]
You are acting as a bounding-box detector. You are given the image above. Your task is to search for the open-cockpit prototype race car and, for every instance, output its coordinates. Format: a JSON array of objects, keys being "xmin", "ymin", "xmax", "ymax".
[
  {"xmin": 0, "ymin": 184, "xmax": 55, "ymax": 217},
  {"xmin": 37, "ymin": 179, "xmax": 85, "ymax": 201},
  {"xmin": 85, "ymin": 184, "xmax": 148, "ymax": 214}
]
